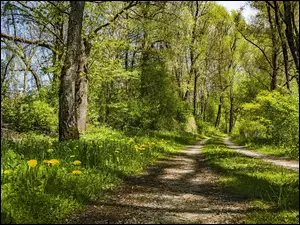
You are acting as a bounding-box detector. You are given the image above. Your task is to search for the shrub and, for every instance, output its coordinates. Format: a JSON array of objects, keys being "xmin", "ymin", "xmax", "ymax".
[
  {"xmin": 233, "ymin": 90, "xmax": 299, "ymax": 147},
  {"xmin": 2, "ymin": 97, "xmax": 57, "ymax": 134}
]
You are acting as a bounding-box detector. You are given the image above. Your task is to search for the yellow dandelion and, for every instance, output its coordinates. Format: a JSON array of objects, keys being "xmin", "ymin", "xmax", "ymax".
[
  {"xmin": 73, "ymin": 160, "xmax": 81, "ymax": 166},
  {"xmin": 43, "ymin": 160, "xmax": 50, "ymax": 165},
  {"xmin": 4, "ymin": 170, "xmax": 9, "ymax": 175},
  {"xmin": 72, "ymin": 170, "xmax": 82, "ymax": 175},
  {"xmin": 48, "ymin": 159, "xmax": 60, "ymax": 166},
  {"xmin": 27, "ymin": 159, "xmax": 38, "ymax": 167}
]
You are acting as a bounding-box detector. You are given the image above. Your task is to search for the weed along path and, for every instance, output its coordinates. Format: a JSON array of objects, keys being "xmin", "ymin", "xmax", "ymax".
[
  {"xmin": 224, "ymin": 137, "xmax": 299, "ymax": 172},
  {"xmin": 68, "ymin": 138, "xmax": 251, "ymax": 224}
]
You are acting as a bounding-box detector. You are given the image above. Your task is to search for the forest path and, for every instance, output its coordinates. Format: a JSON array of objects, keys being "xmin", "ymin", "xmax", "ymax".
[
  {"xmin": 224, "ymin": 137, "xmax": 299, "ymax": 172},
  {"xmin": 68, "ymin": 138, "xmax": 251, "ymax": 224}
]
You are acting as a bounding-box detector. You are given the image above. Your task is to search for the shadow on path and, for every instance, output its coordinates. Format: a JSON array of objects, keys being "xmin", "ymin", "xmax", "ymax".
[{"xmin": 67, "ymin": 139, "xmax": 253, "ymax": 224}]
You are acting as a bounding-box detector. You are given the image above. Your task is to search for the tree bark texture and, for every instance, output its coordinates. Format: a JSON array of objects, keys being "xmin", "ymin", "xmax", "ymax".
[
  {"xmin": 267, "ymin": 4, "xmax": 278, "ymax": 91},
  {"xmin": 76, "ymin": 39, "xmax": 91, "ymax": 132},
  {"xmin": 273, "ymin": 1, "xmax": 290, "ymax": 90},
  {"xmin": 59, "ymin": 1, "xmax": 84, "ymax": 141},
  {"xmin": 215, "ymin": 95, "xmax": 223, "ymax": 128}
]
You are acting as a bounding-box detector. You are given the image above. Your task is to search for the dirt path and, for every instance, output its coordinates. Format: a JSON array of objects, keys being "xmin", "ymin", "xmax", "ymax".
[
  {"xmin": 224, "ymin": 137, "xmax": 299, "ymax": 172},
  {"xmin": 67, "ymin": 139, "xmax": 251, "ymax": 224}
]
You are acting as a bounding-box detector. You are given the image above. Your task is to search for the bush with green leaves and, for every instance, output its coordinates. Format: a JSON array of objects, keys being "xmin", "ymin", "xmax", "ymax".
[
  {"xmin": 2, "ymin": 96, "xmax": 57, "ymax": 134},
  {"xmin": 196, "ymin": 120, "xmax": 224, "ymax": 137},
  {"xmin": 233, "ymin": 90, "xmax": 299, "ymax": 148}
]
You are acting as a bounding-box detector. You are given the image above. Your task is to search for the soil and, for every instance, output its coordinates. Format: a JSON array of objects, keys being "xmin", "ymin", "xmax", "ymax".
[
  {"xmin": 66, "ymin": 139, "xmax": 251, "ymax": 224},
  {"xmin": 224, "ymin": 137, "xmax": 299, "ymax": 172}
]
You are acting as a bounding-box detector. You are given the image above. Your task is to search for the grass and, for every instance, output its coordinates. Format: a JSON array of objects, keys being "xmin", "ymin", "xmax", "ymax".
[
  {"xmin": 231, "ymin": 136, "xmax": 299, "ymax": 161},
  {"xmin": 202, "ymin": 137, "xmax": 299, "ymax": 224},
  {"xmin": 1, "ymin": 126, "xmax": 199, "ymax": 224}
]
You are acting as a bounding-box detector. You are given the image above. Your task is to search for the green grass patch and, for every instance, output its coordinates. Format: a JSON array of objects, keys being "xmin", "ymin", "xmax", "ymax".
[
  {"xmin": 1, "ymin": 126, "xmax": 198, "ymax": 224},
  {"xmin": 202, "ymin": 137, "xmax": 299, "ymax": 224}
]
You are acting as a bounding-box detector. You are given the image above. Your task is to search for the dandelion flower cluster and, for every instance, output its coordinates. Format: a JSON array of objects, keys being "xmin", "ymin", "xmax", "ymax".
[
  {"xmin": 43, "ymin": 159, "xmax": 60, "ymax": 166},
  {"xmin": 72, "ymin": 170, "xmax": 82, "ymax": 175},
  {"xmin": 27, "ymin": 159, "xmax": 38, "ymax": 167},
  {"xmin": 135, "ymin": 144, "xmax": 146, "ymax": 151},
  {"xmin": 73, "ymin": 160, "xmax": 81, "ymax": 166},
  {"xmin": 3, "ymin": 170, "xmax": 9, "ymax": 175}
]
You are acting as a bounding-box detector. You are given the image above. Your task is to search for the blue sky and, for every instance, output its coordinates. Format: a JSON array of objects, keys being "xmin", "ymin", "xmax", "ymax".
[{"xmin": 216, "ymin": 1, "xmax": 258, "ymax": 22}]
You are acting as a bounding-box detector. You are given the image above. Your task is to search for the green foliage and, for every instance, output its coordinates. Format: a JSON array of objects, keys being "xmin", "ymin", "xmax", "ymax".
[
  {"xmin": 232, "ymin": 90, "xmax": 299, "ymax": 150},
  {"xmin": 196, "ymin": 120, "xmax": 224, "ymax": 137},
  {"xmin": 2, "ymin": 96, "xmax": 58, "ymax": 134},
  {"xmin": 1, "ymin": 126, "xmax": 197, "ymax": 224}
]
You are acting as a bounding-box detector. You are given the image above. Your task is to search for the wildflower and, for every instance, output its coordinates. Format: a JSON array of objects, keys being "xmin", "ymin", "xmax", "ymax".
[
  {"xmin": 27, "ymin": 159, "xmax": 38, "ymax": 167},
  {"xmin": 43, "ymin": 160, "xmax": 50, "ymax": 165},
  {"xmin": 135, "ymin": 145, "xmax": 145, "ymax": 151},
  {"xmin": 72, "ymin": 170, "xmax": 82, "ymax": 175},
  {"xmin": 4, "ymin": 170, "xmax": 9, "ymax": 175},
  {"xmin": 73, "ymin": 160, "xmax": 81, "ymax": 166},
  {"xmin": 48, "ymin": 159, "xmax": 60, "ymax": 166}
]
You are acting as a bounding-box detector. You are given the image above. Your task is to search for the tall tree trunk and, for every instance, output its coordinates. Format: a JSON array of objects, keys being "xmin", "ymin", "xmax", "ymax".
[
  {"xmin": 267, "ymin": 4, "xmax": 278, "ymax": 91},
  {"xmin": 59, "ymin": 1, "xmax": 84, "ymax": 141},
  {"xmin": 229, "ymin": 88, "xmax": 234, "ymax": 133},
  {"xmin": 215, "ymin": 95, "xmax": 222, "ymax": 128},
  {"xmin": 23, "ymin": 70, "xmax": 27, "ymax": 95},
  {"xmin": 76, "ymin": 39, "xmax": 91, "ymax": 132},
  {"xmin": 283, "ymin": 1, "xmax": 299, "ymax": 74},
  {"xmin": 193, "ymin": 72, "xmax": 198, "ymax": 117},
  {"xmin": 274, "ymin": 1, "xmax": 290, "ymax": 90}
]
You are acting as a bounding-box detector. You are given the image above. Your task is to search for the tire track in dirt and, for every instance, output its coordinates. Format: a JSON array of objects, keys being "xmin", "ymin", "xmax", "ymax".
[{"xmin": 67, "ymin": 138, "xmax": 251, "ymax": 224}]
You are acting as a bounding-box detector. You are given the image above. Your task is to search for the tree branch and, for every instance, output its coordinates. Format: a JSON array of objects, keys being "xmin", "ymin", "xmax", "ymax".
[
  {"xmin": 90, "ymin": 1, "xmax": 138, "ymax": 39},
  {"xmin": 48, "ymin": 1, "xmax": 70, "ymax": 15},
  {"xmin": 1, "ymin": 33, "xmax": 54, "ymax": 51},
  {"xmin": 237, "ymin": 29, "xmax": 273, "ymax": 68},
  {"xmin": 1, "ymin": 55, "xmax": 15, "ymax": 87}
]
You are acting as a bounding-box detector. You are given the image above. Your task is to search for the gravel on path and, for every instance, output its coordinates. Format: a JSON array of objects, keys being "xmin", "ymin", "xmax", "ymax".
[
  {"xmin": 224, "ymin": 137, "xmax": 299, "ymax": 172},
  {"xmin": 67, "ymin": 138, "xmax": 251, "ymax": 224}
]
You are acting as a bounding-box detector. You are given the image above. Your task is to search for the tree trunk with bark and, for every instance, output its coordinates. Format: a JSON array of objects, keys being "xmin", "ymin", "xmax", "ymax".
[
  {"xmin": 273, "ymin": 1, "xmax": 290, "ymax": 90},
  {"xmin": 76, "ymin": 39, "xmax": 91, "ymax": 132},
  {"xmin": 59, "ymin": 1, "xmax": 84, "ymax": 141},
  {"xmin": 229, "ymin": 88, "xmax": 234, "ymax": 133},
  {"xmin": 283, "ymin": 1, "xmax": 299, "ymax": 74},
  {"xmin": 215, "ymin": 95, "xmax": 223, "ymax": 128},
  {"xmin": 267, "ymin": 4, "xmax": 278, "ymax": 91}
]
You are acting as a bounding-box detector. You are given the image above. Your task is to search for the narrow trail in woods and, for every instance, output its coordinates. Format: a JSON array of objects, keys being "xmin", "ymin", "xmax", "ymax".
[
  {"xmin": 224, "ymin": 137, "xmax": 299, "ymax": 172},
  {"xmin": 67, "ymin": 138, "xmax": 252, "ymax": 224}
]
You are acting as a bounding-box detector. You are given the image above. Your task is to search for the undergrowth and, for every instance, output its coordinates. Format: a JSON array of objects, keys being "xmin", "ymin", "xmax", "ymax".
[{"xmin": 1, "ymin": 126, "xmax": 198, "ymax": 224}]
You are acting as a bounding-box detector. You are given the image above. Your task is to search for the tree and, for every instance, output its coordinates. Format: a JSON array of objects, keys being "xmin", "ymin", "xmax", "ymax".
[{"xmin": 58, "ymin": 1, "xmax": 85, "ymax": 141}]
